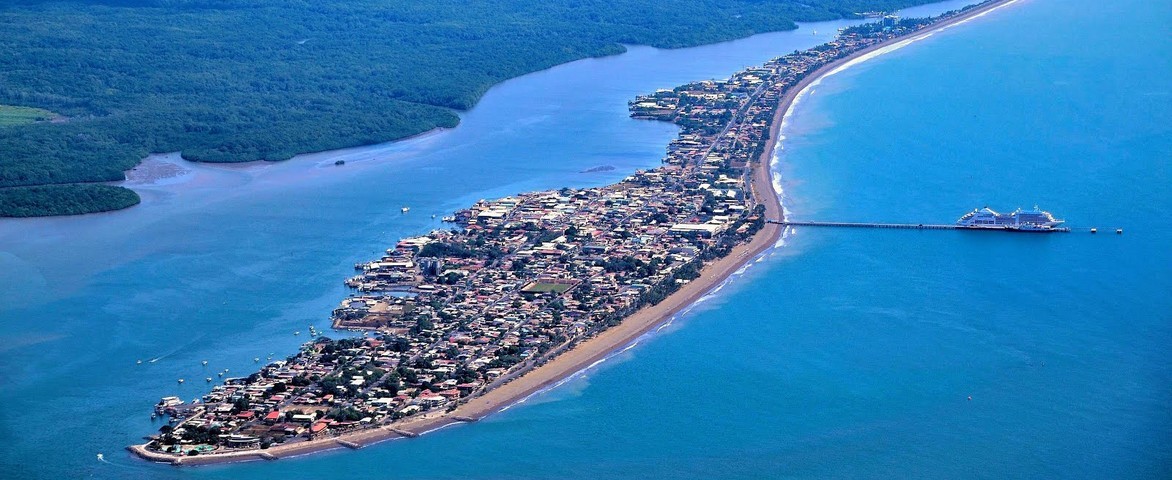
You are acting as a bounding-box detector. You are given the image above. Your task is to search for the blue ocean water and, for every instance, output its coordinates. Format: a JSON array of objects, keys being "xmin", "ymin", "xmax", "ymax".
[{"xmin": 1, "ymin": 0, "xmax": 1168, "ymax": 478}]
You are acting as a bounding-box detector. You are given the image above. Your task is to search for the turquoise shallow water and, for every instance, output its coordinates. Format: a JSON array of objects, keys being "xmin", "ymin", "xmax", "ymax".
[{"xmin": 1, "ymin": 0, "xmax": 1169, "ymax": 478}]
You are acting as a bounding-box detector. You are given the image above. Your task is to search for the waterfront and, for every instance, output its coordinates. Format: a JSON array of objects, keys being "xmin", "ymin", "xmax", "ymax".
[
  {"xmin": 128, "ymin": 6, "xmax": 1028, "ymax": 463},
  {"xmin": 1, "ymin": 0, "xmax": 1169, "ymax": 478}
]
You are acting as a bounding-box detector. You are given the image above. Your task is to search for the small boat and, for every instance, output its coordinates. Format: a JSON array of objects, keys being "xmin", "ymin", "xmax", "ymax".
[
  {"xmin": 294, "ymin": 331, "xmax": 300, "ymax": 336},
  {"xmin": 177, "ymin": 378, "xmax": 184, "ymax": 384},
  {"xmin": 401, "ymin": 207, "xmax": 410, "ymax": 213},
  {"xmin": 201, "ymin": 360, "xmax": 208, "ymax": 366},
  {"xmin": 205, "ymin": 377, "xmax": 212, "ymax": 382},
  {"xmin": 136, "ymin": 360, "xmax": 142, "ymax": 365},
  {"xmin": 253, "ymin": 357, "xmax": 259, "ymax": 363}
]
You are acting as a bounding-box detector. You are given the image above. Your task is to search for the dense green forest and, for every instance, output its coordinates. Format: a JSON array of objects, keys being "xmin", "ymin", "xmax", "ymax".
[
  {"xmin": 0, "ymin": 184, "xmax": 139, "ymax": 217},
  {"xmin": 0, "ymin": 0, "xmax": 932, "ymax": 216}
]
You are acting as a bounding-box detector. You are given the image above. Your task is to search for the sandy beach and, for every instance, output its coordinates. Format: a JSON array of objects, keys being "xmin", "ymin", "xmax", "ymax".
[{"xmin": 129, "ymin": 0, "xmax": 1015, "ymax": 466}]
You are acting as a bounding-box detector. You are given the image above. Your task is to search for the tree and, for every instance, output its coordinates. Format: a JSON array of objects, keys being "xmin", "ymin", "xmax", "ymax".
[{"xmin": 410, "ymin": 315, "xmax": 434, "ymax": 334}]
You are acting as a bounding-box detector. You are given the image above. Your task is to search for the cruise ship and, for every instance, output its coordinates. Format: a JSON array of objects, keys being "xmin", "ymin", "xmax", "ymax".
[{"xmin": 956, "ymin": 206, "xmax": 1069, "ymax": 232}]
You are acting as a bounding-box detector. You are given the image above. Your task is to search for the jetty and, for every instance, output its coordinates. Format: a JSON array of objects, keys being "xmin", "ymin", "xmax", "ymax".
[
  {"xmin": 772, "ymin": 220, "xmax": 960, "ymax": 230},
  {"xmin": 769, "ymin": 220, "xmax": 1083, "ymax": 233}
]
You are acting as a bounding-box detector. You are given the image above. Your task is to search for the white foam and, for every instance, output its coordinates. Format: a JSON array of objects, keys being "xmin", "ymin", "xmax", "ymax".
[
  {"xmin": 277, "ymin": 445, "xmax": 345, "ymax": 461},
  {"xmin": 501, "ymin": 361, "xmax": 601, "ymax": 412},
  {"xmin": 358, "ymin": 435, "xmax": 404, "ymax": 448},
  {"xmin": 819, "ymin": 0, "xmax": 1022, "ymax": 83},
  {"xmin": 417, "ymin": 421, "xmax": 462, "ymax": 436}
]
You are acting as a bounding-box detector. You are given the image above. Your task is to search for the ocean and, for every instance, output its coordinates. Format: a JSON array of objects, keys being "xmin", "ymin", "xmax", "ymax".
[{"xmin": 0, "ymin": 0, "xmax": 1168, "ymax": 478}]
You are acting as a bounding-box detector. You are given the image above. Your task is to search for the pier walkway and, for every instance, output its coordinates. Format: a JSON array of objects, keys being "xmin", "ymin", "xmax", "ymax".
[
  {"xmin": 767, "ymin": 220, "xmax": 1076, "ymax": 233},
  {"xmin": 769, "ymin": 220, "xmax": 960, "ymax": 230}
]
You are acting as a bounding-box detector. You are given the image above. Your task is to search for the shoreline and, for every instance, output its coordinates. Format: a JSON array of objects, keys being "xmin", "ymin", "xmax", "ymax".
[
  {"xmin": 120, "ymin": 127, "xmax": 453, "ymax": 186},
  {"xmin": 129, "ymin": 0, "xmax": 1016, "ymax": 466}
]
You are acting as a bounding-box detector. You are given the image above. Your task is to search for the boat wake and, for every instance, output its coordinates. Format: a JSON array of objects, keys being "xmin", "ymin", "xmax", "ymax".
[
  {"xmin": 95, "ymin": 453, "xmax": 130, "ymax": 468},
  {"xmin": 145, "ymin": 335, "xmax": 208, "ymax": 365}
]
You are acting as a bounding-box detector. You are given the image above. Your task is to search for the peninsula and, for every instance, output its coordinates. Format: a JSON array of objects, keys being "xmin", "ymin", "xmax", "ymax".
[{"xmin": 130, "ymin": 0, "xmax": 1012, "ymax": 465}]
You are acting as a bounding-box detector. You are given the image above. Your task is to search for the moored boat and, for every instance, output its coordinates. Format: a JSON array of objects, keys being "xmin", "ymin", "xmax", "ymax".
[{"xmin": 956, "ymin": 206, "xmax": 1069, "ymax": 232}]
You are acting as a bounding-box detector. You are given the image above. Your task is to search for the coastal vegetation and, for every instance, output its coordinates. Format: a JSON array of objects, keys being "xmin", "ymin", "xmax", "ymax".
[
  {"xmin": 0, "ymin": 184, "xmax": 139, "ymax": 217},
  {"xmin": 0, "ymin": 0, "xmax": 933, "ymax": 216}
]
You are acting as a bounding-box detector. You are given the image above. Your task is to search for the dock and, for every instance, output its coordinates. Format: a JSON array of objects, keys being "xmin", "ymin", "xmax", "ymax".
[
  {"xmin": 768, "ymin": 220, "xmax": 1075, "ymax": 233},
  {"xmin": 771, "ymin": 220, "xmax": 959, "ymax": 230}
]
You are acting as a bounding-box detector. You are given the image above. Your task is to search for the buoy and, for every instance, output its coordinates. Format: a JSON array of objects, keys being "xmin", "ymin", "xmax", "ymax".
[
  {"xmin": 1090, "ymin": 228, "xmax": 1097, "ymax": 234},
  {"xmin": 1116, "ymin": 228, "xmax": 1123, "ymax": 234}
]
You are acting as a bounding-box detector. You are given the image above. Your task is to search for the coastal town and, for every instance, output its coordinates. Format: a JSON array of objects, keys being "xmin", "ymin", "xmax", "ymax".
[{"xmin": 133, "ymin": 3, "xmax": 995, "ymax": 463}]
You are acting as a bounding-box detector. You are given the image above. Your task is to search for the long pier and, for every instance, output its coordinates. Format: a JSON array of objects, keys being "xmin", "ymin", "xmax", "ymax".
[
  {"xmin": 768, "ymin": 220, "xmax": 1082, "ymax": 233},
  {"xmin": 771, "ymin": 220, "xmax": 961, "ymax": 230}
]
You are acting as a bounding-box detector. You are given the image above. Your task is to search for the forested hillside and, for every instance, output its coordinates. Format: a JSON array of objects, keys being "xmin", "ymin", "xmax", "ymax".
[{"xmin": 0, "ymin": 0, "xmax": 930, "ymax": 216}]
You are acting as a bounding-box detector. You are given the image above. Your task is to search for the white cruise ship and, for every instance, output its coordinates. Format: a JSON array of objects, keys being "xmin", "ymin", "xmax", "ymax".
[{"xmin": 956, "ymin": 206, "xmax": 1068, "ymax": 232}]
